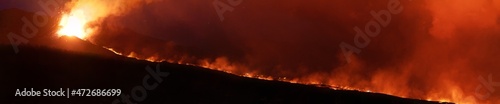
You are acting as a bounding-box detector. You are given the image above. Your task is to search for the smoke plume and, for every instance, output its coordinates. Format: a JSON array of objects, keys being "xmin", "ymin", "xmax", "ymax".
[{"xmin": 78, "ymin": 0, "xmax": 500, "ymax": 103}]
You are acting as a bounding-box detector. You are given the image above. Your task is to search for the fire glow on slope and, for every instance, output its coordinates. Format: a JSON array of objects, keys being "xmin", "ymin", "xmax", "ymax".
[{"xmin": 104, "ymin": 47, "xmax": 460, "ymax": 104}]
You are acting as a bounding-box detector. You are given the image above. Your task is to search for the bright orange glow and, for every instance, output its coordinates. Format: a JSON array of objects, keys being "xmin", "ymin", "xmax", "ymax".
[
  {"xmin": 57, "ymin": 9, "xmax": 93, "ymax": 40},
  {"xmin": 56, "ymin": 0, "xmax": 123, "ymax": 40}
]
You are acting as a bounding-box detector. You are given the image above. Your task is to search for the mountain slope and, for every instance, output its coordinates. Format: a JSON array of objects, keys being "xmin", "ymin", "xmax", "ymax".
[{"xmin": 0, "ymin": 45, "xmax": 453, "ymax": 104}]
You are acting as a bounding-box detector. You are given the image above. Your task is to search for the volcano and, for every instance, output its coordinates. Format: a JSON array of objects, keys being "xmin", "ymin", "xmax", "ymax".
[{"xmin": 0, "ymin": 8, "xmax": 456, "ymax": 104}]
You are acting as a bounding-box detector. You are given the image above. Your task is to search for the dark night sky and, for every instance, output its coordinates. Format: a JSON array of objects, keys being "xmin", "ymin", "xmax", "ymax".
[{"xmin": 0, "ymin": 0, "xmax": 40, "ymax": 12}]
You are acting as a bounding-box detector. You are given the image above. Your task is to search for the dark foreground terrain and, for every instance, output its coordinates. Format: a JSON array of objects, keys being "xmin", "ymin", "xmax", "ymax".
[{"xmin": 0, "ymin": 45, "xmax": 453, "ymax": 104}]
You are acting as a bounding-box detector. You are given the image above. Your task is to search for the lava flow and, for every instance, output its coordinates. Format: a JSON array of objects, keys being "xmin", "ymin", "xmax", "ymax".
[{"xmin": 56, "ymin": 0, "xmax": 500, "ymax": 104}]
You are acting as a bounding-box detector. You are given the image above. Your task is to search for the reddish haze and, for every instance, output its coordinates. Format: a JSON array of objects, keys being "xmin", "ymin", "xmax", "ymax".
[{"xmin": 77, "ymin": 0, "xmax": 499, "ymax": 103}]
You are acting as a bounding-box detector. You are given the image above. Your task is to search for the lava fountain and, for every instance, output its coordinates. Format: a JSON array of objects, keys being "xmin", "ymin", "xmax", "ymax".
[
  {"xmin": 56, "ymin": 0, "xmax": 152, "ymax": 39},
  {"xmin": 57, "ymin": 9, "xmax": 93, "ymax": 39}
]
